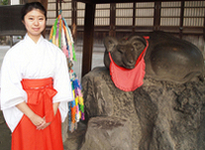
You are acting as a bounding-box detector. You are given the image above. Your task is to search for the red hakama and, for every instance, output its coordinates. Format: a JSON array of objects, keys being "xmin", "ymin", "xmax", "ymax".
[{"xmin": 11, "ymin": 78, "xmax": 64, "ymax": 150}]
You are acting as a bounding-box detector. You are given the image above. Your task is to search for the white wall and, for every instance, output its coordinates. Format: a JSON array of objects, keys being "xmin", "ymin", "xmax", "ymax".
[{"xmin": 11, "ymin": 0, "xmax": 19, "ymax": 5}]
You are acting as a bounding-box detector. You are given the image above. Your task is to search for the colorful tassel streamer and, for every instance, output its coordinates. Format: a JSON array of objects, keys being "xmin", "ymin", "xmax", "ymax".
[{"xmin": 49, "ymin": 12, "xmax": 85, "ymax": 132}]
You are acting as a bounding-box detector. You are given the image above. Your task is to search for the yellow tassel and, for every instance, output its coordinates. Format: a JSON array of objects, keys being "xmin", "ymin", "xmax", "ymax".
[{"xmin": 49, "ymin": 26, "xmax": 54, "ymax": 41}]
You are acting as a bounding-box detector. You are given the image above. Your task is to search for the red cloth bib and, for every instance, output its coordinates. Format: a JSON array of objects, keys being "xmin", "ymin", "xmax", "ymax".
[{"xmin": 109, "ymin": 36, "xmax": 149, "ymax": 92}]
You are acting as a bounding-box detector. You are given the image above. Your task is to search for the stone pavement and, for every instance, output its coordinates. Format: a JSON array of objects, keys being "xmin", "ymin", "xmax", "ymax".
[{"xmin": 0, "ymin": 44, "xmax": 105, "ymax": 150}]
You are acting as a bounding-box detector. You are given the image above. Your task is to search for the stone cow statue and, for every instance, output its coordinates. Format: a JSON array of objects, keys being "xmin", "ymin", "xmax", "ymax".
[
  {"xmin": 80, "ymin": 31, "xmax": 205, "ymax": 150},
  {"xmin": 104, "ymin": 31, "xmax": 204, "ymax": 84}
]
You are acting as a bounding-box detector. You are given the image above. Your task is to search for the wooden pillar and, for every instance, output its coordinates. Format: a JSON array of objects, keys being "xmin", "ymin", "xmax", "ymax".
[
  {"xmin": 179, "ymin": 1, "xmax": 184, "ymax": 39},
  {"xmin": 132, "ymin": 2, "xmax": 136, "ymax": 33},
  {"xmin": 109, "ymin": 3, "xmax": 116, "ymax": 37},
  {"xmin": 154, "ymin": 2, "xmax": 161, "ymax": 31},
  {"xmin": 204, "ymin": 4, "xmax": 205, "ymax": 41},
  {"xmin": 72, "ymin": 1, "xmax": 77, "ymax": 41},
  {"xmin": 81, "ymin": 3, "xmax": 96, "ymax": 77},
  {"xmin": 55, "ymin": 0, "xmax": 58, "ymax": 18}
]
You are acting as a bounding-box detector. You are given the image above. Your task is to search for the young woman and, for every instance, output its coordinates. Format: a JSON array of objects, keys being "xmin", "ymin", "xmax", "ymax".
[{"xmin": 0, "ymin": 2, "xmax": 73, "ymax": 150}]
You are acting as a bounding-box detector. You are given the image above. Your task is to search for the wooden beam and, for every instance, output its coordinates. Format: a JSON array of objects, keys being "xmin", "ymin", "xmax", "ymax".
[
  {"xmin": 73, "ymin": 0, "xmax": 193, "ymax": 4},
  {"xmin": 81, "ymin": 3, "xmax": 96, "ymax": 77}
]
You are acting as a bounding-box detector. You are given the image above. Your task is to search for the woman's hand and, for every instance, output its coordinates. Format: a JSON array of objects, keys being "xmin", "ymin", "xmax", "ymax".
[
  {"xmin": 29, "ymin": 113, "xmax": 45, "ymax": 127},
  {"xmin": 36, "ymin": 117, "xmax": 51, "ymax": 130},
  {"xmin": 16, "ymin": 102, "xmax": 49, "ymax": 129},
  {"xmin": 36, "ymin": 102, "xmax": 60, "ymax": 130},
  {"xmin": 16, "ymin": 101, "xmax": 60, "ymax": 130}
]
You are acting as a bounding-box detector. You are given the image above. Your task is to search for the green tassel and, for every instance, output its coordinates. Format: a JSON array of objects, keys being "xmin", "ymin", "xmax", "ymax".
[
  {"xmin": 80, "ymin": 104, "xmax": 84, "ymax": 113},
  {"xmin": 53, "ymin": 17, "xmax": 58, "ymax": 37},
  {"xmin": 72, "ymin": 44, "xmax": 77, "ymax": 61}
]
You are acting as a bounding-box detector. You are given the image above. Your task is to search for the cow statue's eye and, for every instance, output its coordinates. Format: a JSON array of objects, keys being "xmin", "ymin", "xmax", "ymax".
[{"xmin": 134, "ymin": 43, "xmax": 138, "ymax": 47}]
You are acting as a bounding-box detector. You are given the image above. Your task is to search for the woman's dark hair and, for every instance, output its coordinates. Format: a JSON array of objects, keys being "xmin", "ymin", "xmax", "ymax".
[{"xmin": 21, "ymin": 2, "xmax": 47, "ymax": 21}]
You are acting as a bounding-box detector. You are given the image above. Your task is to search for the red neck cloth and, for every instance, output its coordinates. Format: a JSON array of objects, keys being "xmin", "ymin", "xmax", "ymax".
[{"xmin": 109, "ymin": 36, "xmax": 149, "ymax": 92}]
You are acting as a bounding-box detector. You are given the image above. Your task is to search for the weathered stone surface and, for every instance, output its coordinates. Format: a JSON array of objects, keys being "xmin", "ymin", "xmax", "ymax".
[
  {"xmin": 82, "ymin": 67, "xmax": 114, "ymax": 119},
  {"xmin": 62, "ymin": 115, "xmax": 69, "ymax": 142},
  {"xmin": 82, "ymin": 66, "xmax": 205, "ymax": 150},
  {"xmin": 134, "ymin": 78, "xmax": 205, "ymax": 150},
  {"xmin": 0, "ymin": 111, "xmax": 5, "ymax": 124},
  {"xmin": 80, "ymin": 116, "xmax": 132, "ymax": 150},
  {"xmin": 64, "ymin": 122, "xmax": 87, "ymax": 150},
  {"xmin": 82, "ymin": 67, "xmax": 141, "ymax": 149}
]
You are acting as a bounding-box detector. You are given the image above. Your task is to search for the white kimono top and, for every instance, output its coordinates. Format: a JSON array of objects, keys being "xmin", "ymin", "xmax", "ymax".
[{"xmin": 0, "ymin": 34, "xmax": 74, "ymax": 132}]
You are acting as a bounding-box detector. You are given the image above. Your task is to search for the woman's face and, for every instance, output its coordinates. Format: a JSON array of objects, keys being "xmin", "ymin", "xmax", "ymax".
[{"xmin": 23, "ymin": 9, "xmax": 46, "ymax": 41}]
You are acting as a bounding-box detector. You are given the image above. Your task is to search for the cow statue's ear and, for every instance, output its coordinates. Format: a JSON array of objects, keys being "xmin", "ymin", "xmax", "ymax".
[{"xmin": 103, "ymin": 36, "xmax": 118, "ymax": 52}]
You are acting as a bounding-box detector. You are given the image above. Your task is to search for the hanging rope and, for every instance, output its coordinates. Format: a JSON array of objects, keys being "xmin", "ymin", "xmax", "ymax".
[{"xmin": 49, "ymin": 5, "xmax": 85, "ymax": 132}]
